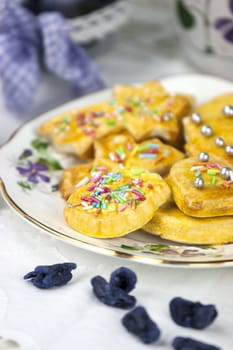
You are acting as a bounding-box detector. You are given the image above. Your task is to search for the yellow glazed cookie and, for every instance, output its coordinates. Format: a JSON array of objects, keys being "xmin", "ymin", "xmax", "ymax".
[
  {"xmin": 167, "ymin": 155, "xmax": 233, "ymax": 218},
  {"xmin": 38, "ymin": 80, "xmax": 193, "ymax": 159},
  {"xmin": 59, "ymin": 159, "xmax": 117, "ymax": 200},
  {"xmin": 64, "ymin": 166, "xmax": 170, "ymax": 238},
  {"xmin": 94, "ymin": 132, "xmax": 136, "ymax": 165},
  {"xmin": 183, "ymin": 94, "xmax": 233, "ymax": 165},
  {"xmin": 143, "ymin": 201, "xmax": 233, "ymax": 244},
  {"xmin": 126, "ymin": 138, "xmax": 184, "ymax": 175},
  {"xmin": 114, "ymin": 81, "xmax": 193, "ymax": 145},
  {"xmin": 38, "ymin": 102, "xmax": 123, "ymax": 159}
]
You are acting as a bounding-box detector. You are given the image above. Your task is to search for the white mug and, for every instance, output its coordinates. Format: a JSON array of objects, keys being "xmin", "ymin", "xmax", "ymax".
[{"xmin": 175, "ymin": 0, "xmax": 233, "ymax": 79}]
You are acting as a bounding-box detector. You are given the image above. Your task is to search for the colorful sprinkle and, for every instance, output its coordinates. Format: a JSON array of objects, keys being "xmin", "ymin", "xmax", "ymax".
[
  {"xmin": 163, "ymin": 149, "xmax": 170, "ymax": 156},
  {"xmin": 195, "ymin": 171, "xmax": 201, "ymax": 177},
  {"xmin": 131, "ymin": 169, "xmax": 145, "ymax": 176},
  {"xmin": 75, "ymin": 176, "xmax": 89, "ymax": 188},
  {"xmin": 207, "ymin": 169, "xmax": 218, "ymax": 175},
  {"xmin": 139, "ymin": 154, "xmax": 157, "ymax": 159},
  {"xmin": 106, "ymin": 120, "xmax": 116, "ymax": 126},
  {"xmin": 118, "ymin": 204, "xmax": 128, "ymax": 212},
  {"xmin": 126, "ymin": 142, "xmax": 133, "ymax": 151},
  {"xmin": 211, "ymin": 176, "xmax": 217, "ymax": 185}
]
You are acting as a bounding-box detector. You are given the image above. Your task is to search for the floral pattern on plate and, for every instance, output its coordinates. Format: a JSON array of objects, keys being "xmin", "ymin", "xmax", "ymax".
[{"xmin": 16, "ymin": 139, "xmax": 63, "ymax": 192}]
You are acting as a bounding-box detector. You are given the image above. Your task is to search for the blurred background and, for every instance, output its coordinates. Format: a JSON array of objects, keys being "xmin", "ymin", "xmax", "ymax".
[{"xmin": 1, "ymin": 0, "xmax": 233, "ymax": 143}]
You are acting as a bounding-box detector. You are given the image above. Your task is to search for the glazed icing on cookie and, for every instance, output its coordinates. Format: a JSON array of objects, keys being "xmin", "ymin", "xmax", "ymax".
[{"xmin": 67, "ymin": 166, "xmax": 154, "ymax": 215}]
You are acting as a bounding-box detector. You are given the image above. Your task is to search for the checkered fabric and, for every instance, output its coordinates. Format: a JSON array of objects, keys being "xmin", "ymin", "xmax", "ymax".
[{"xmin": 0, "ymin": 0, "xmax": 105, "ymax": 113}]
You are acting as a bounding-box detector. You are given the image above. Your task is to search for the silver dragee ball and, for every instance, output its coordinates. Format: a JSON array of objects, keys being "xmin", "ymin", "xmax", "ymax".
[
  {"xmin": 225, "ymin": 145, "xmax": 233, "ymax": 156},
  {"xmin": 215, "ymin": 137, "xmax": 225, "ymax": 147},
  {"xmin": 194, "ymin": 177, "xmax": 204, "ymax": 189},
  {"xmin": 223, "ymin": 105, "xmax": 233, "ymax": 117},
  {"xmin": 198, "ymin": 152, "xmax": 209, "ymax": 162},
  {"xmin": 200, "ymin": 125, "xmax": 213, "ymax": 137},
  {"xmin": 220, "ymin": 167, "xmax": 232, "ymax": 180},
  {"xmin": 191, "ymin": 112, "xmax": 202, "ymax": 124}
]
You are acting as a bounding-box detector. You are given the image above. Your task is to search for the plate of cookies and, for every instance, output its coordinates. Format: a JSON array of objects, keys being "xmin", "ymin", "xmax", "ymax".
[{"xmin": 1, "ymin": 74, "xmax": 233, "ymax": 267}]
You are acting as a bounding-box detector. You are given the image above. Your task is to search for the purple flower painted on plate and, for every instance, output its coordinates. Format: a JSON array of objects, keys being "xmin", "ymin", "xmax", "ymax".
[
  {"xmin": 16, "ymin": 161, "xmax": 50, "ymax": 184},
  {"xmin": 181, "ymin": 249, "xmax": 205, "ymax": 257},
  {"xmin": 159, "ymin": 249, "xmax": 178, "ymax": 255},
  {"xmin": 19, "ymin": 148, "xmax": 33, "ymax": 159},
  {"xmin": 215, "ymin": 0, "xmax": 233, "ymax": 43}
]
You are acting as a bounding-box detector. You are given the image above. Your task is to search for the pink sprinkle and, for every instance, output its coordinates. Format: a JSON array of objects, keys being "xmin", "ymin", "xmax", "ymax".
[
  {"xmin": 114, "ymin": 153, "xmax": 122, "ymax": 162},
  {"xmin": 141, "ymin": 149, "xmax": 158, "ymax": 154},
  {"xmin": 118, "ymin": 204, "xmax": 128, "ymax": 212},
  {"xmin": 96, "ymin": 166, "xmax": 107, "ymax": 171},
  {"xmin": 106, "ymin": 194, "xmax": 111, "ymax": 201},
  {"xmin": 222, "ymin": 180, "xmax": 233, "ymax": 187},
  {"xmin": 133, "ymin": 178, "xmax": 143, "ymax": 186},
  {"xmin": 92, "ymin": 174, "xmax": 102, "ymax": 183},
  {"xmin": 88, "ymin": 184, "xmax": 97, "ymax": 191},
  {"xmin": 81, "ymin": 196, "xmax": 91, "ymax": 202},
  {"xmin": 206, "ymin": 163, "xmax": 222, "ymax": 169},
  {"xmin": 125, "ymin": 105, "xmax": 133, "ymax": 112},
  {"xmin": 131, "ymin": 189, "xmax": 145, "ymax": 200},
  {"xmin": 90, "ymin": 197, "xmax": 100, "ymax": 203},
  {"xmin": 126, "ymin": 142, "xmax": 133, "ymax": 150},
  {"xmin": 102, "ymin": 186, "xmax": 111, "ymax": 193}
]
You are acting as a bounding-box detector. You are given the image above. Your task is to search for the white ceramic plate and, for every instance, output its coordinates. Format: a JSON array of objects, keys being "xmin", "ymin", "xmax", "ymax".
[{"xmin": 1, "ymin": 74, "xmax": 233, "ymax": 268}]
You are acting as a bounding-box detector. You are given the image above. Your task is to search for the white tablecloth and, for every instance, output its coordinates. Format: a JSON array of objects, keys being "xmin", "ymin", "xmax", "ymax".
[{"xmin": 0, "ymin": 2, "xmax": 232, "ymax": 349}]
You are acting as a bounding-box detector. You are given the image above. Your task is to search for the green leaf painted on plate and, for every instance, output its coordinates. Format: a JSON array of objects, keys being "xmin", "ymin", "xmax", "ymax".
[
  {"xmin": 204, "ymin": 45, "xmax": 214, "ymax": 54},
  {"xmin": 176, "ymin": 0, "xmax": 195, "ymax": 29},
  {"xmin": 38, "ymin": 157, "xmax": 63, "ymax": 171},
  {"xmin": 31, "ymin": 139, "xmax": 49, "ymax": 153},
  {"xmin": 121, "ymin": 244, "xmax": 143, "ymax": 251},
  {"xmin": 17, "ymin": 181, "xmax": 32, "ymax": 190},
  {"xmin": 144, "ymin": 244, "xmax": 170, "ymax": 251}
]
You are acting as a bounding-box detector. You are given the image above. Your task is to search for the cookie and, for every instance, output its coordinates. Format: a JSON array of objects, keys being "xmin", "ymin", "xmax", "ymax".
[
  {"xmin": 64, "ymin": 166, "xmax": 170, "ymax": 238},
  {"xmin": 167, "ymin": 155, "xmax": 233, "ymax": 218},
  {"xmin": 59, "ymin": 159, "xmax": 117, "ymax": 200},
  {"xmin": 183, "ymin": 93, "xmax": 233, "ymax": 165},
  {"xmin": 126, "ymin": 138, "xmax": 184, "ymax": 175},
  {"xmin": 94, "ymin": 132, "xmax": 136, "ymax": 165},
  {"xmin": 38, "ymin": 102, "xmax": 123, "ymax": 159},
  {"xmin": 143, "ymin": 201, "xmax": 233, "ymax": 244},
  {"xmin": 114, "ymin": 81, "xmax": 193, "ymax": 145}
]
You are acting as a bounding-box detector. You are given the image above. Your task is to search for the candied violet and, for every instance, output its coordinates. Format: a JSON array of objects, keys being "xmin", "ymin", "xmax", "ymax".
[
  {"xmin": 109, "ymin": 266, "xmax": 137, "ymax": 293},
  {"xmin": 91, "ymin": 276, "xmax": 136, "ymax": 309},
  {"xmin": 122, "ymin": 306, "xmax": 161, "ymax": 344},
  {"xmin": 169, "ymin": 297, "xmax": 217, "ymax": 329},
  {"xmin": 172, "ymin": 336, "xmax": 221, "ymax": 350},
  {"xmin": 24, "ymin": 263, "xmax": 77, "ymax": 289}
]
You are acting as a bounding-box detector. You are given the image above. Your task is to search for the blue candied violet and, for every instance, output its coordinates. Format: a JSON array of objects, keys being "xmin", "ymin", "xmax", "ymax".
[
  {"xmin": 91, "ymin": 276, "xmax": 136, "ymax": 309},
  {"xmin": 109, "ymin": 266, "xmax": 137, "ymax": 293},
  {"xmin": 122, "ymin": 306, "xmax": 161, "ymax": 344},
  {"xmin": 172, "ymin": 336, "xmax": 221, "ymax": 350},
  {"xmin": 169, "ymin": 297, "xmax": 217, "ymax": 329},
  {"xmin": 17, "ymin": 160, "xmax": 50, "ymax": 184},
  {"xmin": 24, "ymin": 262, "xmax": 77, "ymax": 289}
]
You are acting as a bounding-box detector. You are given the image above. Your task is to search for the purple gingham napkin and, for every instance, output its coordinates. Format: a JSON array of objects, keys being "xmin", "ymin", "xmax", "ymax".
[{"xmin": 0, "ymin": 0, "xmax": 105, "ymax": 113}]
